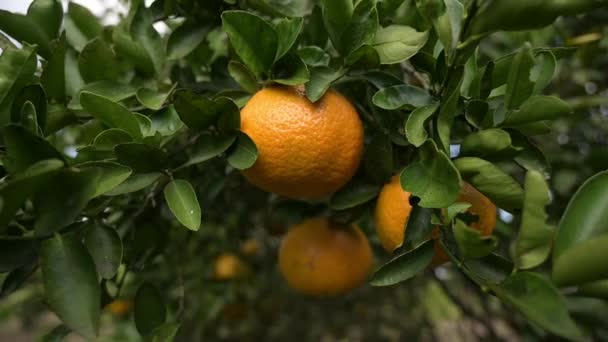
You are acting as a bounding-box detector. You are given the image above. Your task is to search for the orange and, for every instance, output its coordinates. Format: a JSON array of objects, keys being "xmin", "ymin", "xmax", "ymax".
[
  {"xmin": 240, "ymin": 238, "xmax": 261, "ymax": 256},
  {"xmin": 106, "ymin": 299, "xmax": 133, "ymax": 316},
  {"xmin": 374, "ymin": 176, "xmax": 497, "ymax": 265},
  {"xmin": 278, "ymin": 218, "xmax": 373, "ymax": 296},
  {"xmin": 240, "ymin": 86, "xmax": 364, "ymax": 199},
  {"xmin": 213, "ymin": 253, "xmax": 250, "ymax": 280}
]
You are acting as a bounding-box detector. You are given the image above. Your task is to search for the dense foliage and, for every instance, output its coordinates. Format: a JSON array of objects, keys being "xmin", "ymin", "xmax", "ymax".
[{"xmin": 0, "ymin": 0, "xmax": 608, "ymax": 340}]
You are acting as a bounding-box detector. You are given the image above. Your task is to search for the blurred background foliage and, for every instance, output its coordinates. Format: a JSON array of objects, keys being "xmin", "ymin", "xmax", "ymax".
[{"xmin": 0, "ymin": 0, "xmax": 608, "ymax": 341}]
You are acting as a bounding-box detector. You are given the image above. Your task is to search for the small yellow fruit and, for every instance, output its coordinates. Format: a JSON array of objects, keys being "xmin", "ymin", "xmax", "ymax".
[{"xmin": 214, "ymin": 253, "xmax": 250, "ymax": 280}]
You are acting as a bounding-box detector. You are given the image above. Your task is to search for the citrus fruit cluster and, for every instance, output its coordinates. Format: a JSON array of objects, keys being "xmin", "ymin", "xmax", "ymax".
[{"xmin": 237, "ymin": 86, "xmax": 497, "ymax": 296}]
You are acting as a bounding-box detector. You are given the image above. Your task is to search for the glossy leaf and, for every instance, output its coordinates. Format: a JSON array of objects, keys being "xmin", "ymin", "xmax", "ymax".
[
  {"xmin": 164, "ymin": 179, "xmax": 201, "ymax": 231},
  {"xmin": 131, "ymin": 4, "xmax": 165, "ymax": 75},
  {"xmin": 553, "ymin": 171, "xmax": 608, "ymax": 287},
  {"xmin": 338, "ymin": 0, "xmax": 379, "ymax": 56},
  {"xmin": 222, "ymin": 11, "xmax": 278, "ymax": 77},
  {"xmin": 400, "ymin": 141, "xmax": 461, "ymax": 208},
  {"xmin": 167, "ymin": 22, "xmax": 208, "ymax": 60},
  {"xmin": 401, "ymin": 202, "xmax": 435, "ymax": 251},
  {"xmin": 182, "ymin": 133, "xmax": 236, "ymax": 168},
  {"xmin": 226, "ymin": 133, "xmax": 258, "ymax": 170},
  {"xmin": 405, "ymin": 103, "xmax": 438, "ymax": 147},
  {"xmin": 173, "ymin": 90, "xmax": 223, "ymax": 130},
  {"xmin": 68, "ymin": 81, "xmax": 137, "ymax": 111},
  {"xmin": 2, "ymin": 124, "xmax": 64, "ymax": 174},
  {"xmin": 134, "ymin": 283, "xmax": 166, "ymax": 336},
  {"xmin": 34, "ymin": 168, "xmax": 101, "ymax": 236},
  {"xmin": 371, "ymin": 240, "xmax": 434, "ymax": 286},
  {"xmin": 40, "ymin": 33, "xmax": 66, "ymax": 99},
  {"xmin": 105, "ymin": 173, "xmax": 160, "ymax": 196},
  {"xmin": 80, "ymin": 92, "xmax": 142, "ymax": 139},
  {"xmin": 454, "ymin": 220, "xmax": 497, "ymax": 259},
  {"xmin": 78, "ymin": 161, "xmax": 133, "ymax": 198},
  {"xmin": 460, "ymin": 128, "xmax": 512, "ymax": 158},
  {"xmin": 320, "ymin": 0, "xmax": 354, "ymax": 51},
  {"xmin": 505, "ymin": 43, "xmax": 535, "ymax": 110},
  {"xmin": 65, "ymin": 2, "xmax": 103, "ymax": 51},
  {"xmin": 305, "ymin": 66, "xmax": 345, "ymax": 102},
  {"xmin": 78, "ymin": 38, "xmax": 119, "ymax": 83},
  {"xmin": 372, "ymin": 85, "xmax": 435, "ymax": 110},
  {"xmin": 271, "ymin": 54, "xmax": 310, "ymax": 85},
  {"xmin": 454, "ymin": 157, "xmax": 524, "ymax": 210},
  {"xmin": 10, "ymin": 84, "xmax": 47, "ymax": 132},
  {"xmin": 84, "ymin": 223, "xmax": 122, "ymax": 279},
  {"xmin": 93, "ymin": 129, "xmax": 133, "ymax": 151},
  {"xmin": 0, "ymin": 44, "xmax": 37, "ymax": 108},
  {"xmin": 330, "ymin": 182, "xmax": 380, "ymax": 210},
  {"xmin": 27, "ymin": 0, "xmax": 63, "ymax": 42},
  {"xmin": 489, "ymin": 272, "xmax": 582, "ymax": 341},
  {"xmin": 41, "ymin": 233, "xmax": 100, "ymax": 338},
  {"xmin": 513, "ymin": 171, "xmax": 554, "ymax": 270},
  {"xmin": 503, "ymin": 96, "xmax": 572, "ymax": 127},
  {"xmin": 136, "ymin": 86, "xmax": 175, "ymax": 111},
  {"xmin": 0, "ymin": 11, "xmax": 51, "ymax": 58},
  {"xmin": 372, "ymin": 25, "xmax": 429, "ymax": 64},
  {"xmin": 274, "ymin": 17, "xmax": 304, "ymax": 60},
  {"xmin": 297, "ymin": 46, "xmax": 330, "ymax": 67},
  {"xmin": 228, "ymin": 61, "xmax": 259, "ymax": 93}
]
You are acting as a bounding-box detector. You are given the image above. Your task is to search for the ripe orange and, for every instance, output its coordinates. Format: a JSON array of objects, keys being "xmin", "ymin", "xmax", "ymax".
[
  {"xmin": 106, "ymin": 299, "xmax": 133, "ymax": 316},
  {"xmin": 278, "ymin": 218, "xmax": 373, "ymax": 296},
  {"xmin": 240, "ymin": 238, "xmax": 261, "ymax": 257},
  {"xmin": 240, "ymin": 86, "xmax": 364, "ymax": 199},
  {"xmin": 374, "ymin": 176, "xmax": 497, "ymax": 265},
  {"xmin": 213, "ymin": 252, "xmax": 250, "ymax": 280}
]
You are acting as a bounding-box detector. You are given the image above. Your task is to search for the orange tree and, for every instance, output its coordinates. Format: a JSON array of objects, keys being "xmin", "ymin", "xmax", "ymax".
[{"xmin": 0, "ymin": 0, "xmax": 608, "ymax": 340}]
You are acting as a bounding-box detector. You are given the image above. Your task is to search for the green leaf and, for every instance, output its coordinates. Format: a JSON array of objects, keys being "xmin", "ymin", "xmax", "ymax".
[
  {"xmin": 131, "ymin": 4, "xmax": 165, "ymax": 75},
  {"xmin": 27, "ymin": 0, "xmax": 63, "ymax": 41},
  {"xmin": 134, "ymin": 283, "xmax": 166, "ymax": 336},
  {"xmin": 502, "ymin": 96, "xmax": 572, "ymax": 127},
  {"xmin": 136, "ymin": 86, "xmax": 175, "ymax": 111},
  {"xmin": 454, "ymin": 219, "xmax": 497, "ymax": 259},
  {"xmin": 271, "ymin": 54, "xmax": 310, "ymax": 86},
  {"xmin": 373, "ymin": 25, "xmax": 428, "ymax": 64},
  {"xmin": 305, "ymin": 66, "xmax": 345, "ymax": 102},
  {"xmin": 145, "ymin": 322, "xmax": 180, "ymax": 342},
  {"xmin": 330, "ymin": 181, "xmax": 380, "ymax": 210},
  {"xmin": 0, "ymin": 238, "xmax": 38, "ymax": 273},
  {"xmin": 149, "ymin": 105, "xmax": 184, "ymax": 137},
  {"xmin": 338, "ymin": 0, "xmax": 379, "ymax": 56},
  {"xmin": 0, "ymin": 159, "xmax": 64, "ymax": 230},
  {"xmin": 372, "ymin": 85, "xmax": 435, "ymax": 110},
  {"xmin": 405, "ymin": 103, "xmax": 438, "ymax": 147},
  {"xmin": 34, "ymin": 168, "xmax": 101, "ymax": 236},
  {"xmin": 371, "ymin": 240, "xmax": 434, "ymax": 286},
  {"xmin": 577, "ymin": 280, "xmax": 608, "ymax": 300},
  {"xmin": 2, "ymin": 124, "xmax": 64, "ymax": 174},
  {"xmin": 454, "ymin": 157, "xmax": 524, "ymax": 211},
  {"xmin": 505, "ymin": 43, "xmax": 535, "ymax": 110},
  {"xmin": 65, "ymin": 2, "xmax": 103, "ymax": 51},
  {"xmin": 221, "ymin": 11, "xmax": 278, "ymax": 77},
  {"xmin": 363, "ymin": 133, "xmax": 393, "ymax": 183},
  {"xmin": 344, "ymin": 44, "xmax": 380, "ymax": 69},
  {"xmin": 436, "ymin": 66, "xmax": 463, "ymax": 152},
  {"xmin": 105, "ymin": 173, "xmax": 160, "ymax": 196},
  {"xmin": 0, "ymin": 44, "xmax": 37, "ymax": 111},
  {"xmin": 41, "ymin": 233, "xmax": 100, "ymax": 338},
  {"xmin": 10, "ymin": 84, "xmax": 47, "ymax": 133},
  {"xmin": 512, "ymin": 170, "xmax": 553, "ymax": 270},
  {"xmin": 93, "ymin": 129, "xmax": 133, "ymax": 151},
  {"xmin": 68, "ymin": 81, "xmax": 137, "ymax": 111},
  {"xmin": 553, "ymin": 171, "xmax": 608, "ymax": 287},
  {"xmin": 77, "ymin": 161, "xmax": 133, "ymax": 198},
  {"xmin": 297, "ymin": 46, "xmax": 330, "ymax": 67},
  {"xmin": 78, "ymin": 38, "xmax": 120, "ymax": 83},
  {"xmin": 173, "ymin": 90, "xmax": 222, "ymax": 130},
  {"xmin": 320, "ymin": 0, "xmax": 354, "ymax": 51},
  {"xmin": 460, "ymin": 128, "xmax": 513, "ymax": 158},
  {"xmin": 400, "ymin": 140, "xmax": 461, "ymax": 208},
  {"xmin": 446, "ymin": 202, "xmax": 472, "ymax": 222},
  {"xmin": 0, "ymin": 12, "xmax": 51, "ymax": 58},
  {"xmin": 167, "ymin": 21, "xmax": 208, "ymax": 60},
  {"xmin": 164, "ymin": 180, "xmax": 201, "ymax": 231},
  {"xmin": 401, "ymin": 202, "xmax": 435, "ymax": 251},
  {"xmin": 531, "ymin": 51, "xmax": 556, "ymax": 94},
  {"xmin": 462, "ymin": 253, "xmax": 512, "ymax": 284},
  {"xmin": 80, "ymin": 92, "xmax": 142, "ymax": 139},
  {"xmin": 115, "ymin": 143, "xmax": 168, "ymax": 173},
  {"xmin": 182, "ymin": 133, "xmax": 236, "ymax": 168},
  {"xmin": 274, "ymin": 17, "xmax": 304, "ymax": 60},
  {"xmin": 226, "ymin": 133, "xmax": 258, "ymax": 170},
  {"xmin": 40, "ymin": 325, "xmax": 71, "ymax": 342},
  {"xmin": 112, "ymin": 26, "xmax": 155, "ymax": 75},
  {"xmin": 228, "ymin": 61, "xmax": 259, "ymax": 94},
  {"xmin": 20, "ymin": 101, "xmax": 41, "ymax": 136},
  {"xmin": 434, "ymin": 0, "xmax": 463, "ymax": 60},
  {"xmin": 84, "ymin": 223, "xmax": 122, "ymax": 279},
  {"xmin": 489, "ymin": 272, "xmax": 582, "ymax": 341},
  {"xmin": 41, "ymin": 33, "xmax": 67, "ymax": 99}
]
